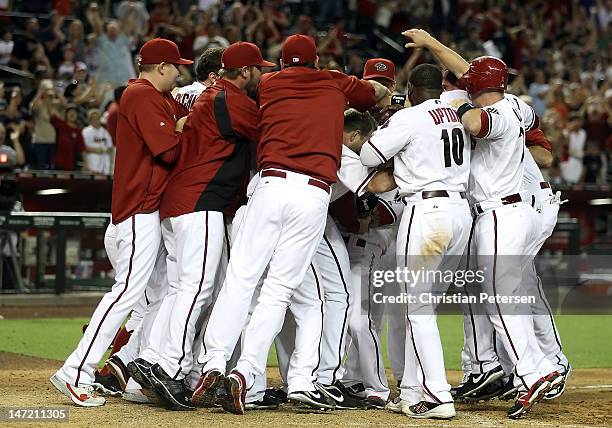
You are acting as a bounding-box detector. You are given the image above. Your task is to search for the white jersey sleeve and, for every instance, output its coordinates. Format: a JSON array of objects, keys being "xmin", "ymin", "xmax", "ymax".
[
  {"xmin": 361, "ymin": 109, "xmax": 412, "ymax": 167},
  {"xmin": 331, "ymin": 146, "xmax": 375, "ymax": 202},
  {"xmin": 480, "ymin": 105, "xmax": 512, "ymax": 140}
]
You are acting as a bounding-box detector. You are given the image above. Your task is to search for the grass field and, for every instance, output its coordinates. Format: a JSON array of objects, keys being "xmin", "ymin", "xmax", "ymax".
[{"xmin": 1, "ymin": 314, "xmax": 611, "ymax": 368}]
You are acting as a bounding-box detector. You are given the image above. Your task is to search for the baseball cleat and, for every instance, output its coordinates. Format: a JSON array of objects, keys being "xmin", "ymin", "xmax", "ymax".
[
  {"xmin": 288, "ymin": 386, "xmax": 336, "ymax": 411},
  {"xmin": 264, "ymin": 387, "xmax": 288, "ymax": 404},
  {"xmin": 217, "ymin": 370, "xmax": 246, "ymax": 415},
  {"xmin": 544, "ymin": 365, "xmax": 571, "ymax": 400},
  {"xmin": 405, "ymin": 401, "xmax": 456, "ymax": 419},
  {"xmin": 106, "ymin": 355, "xmax": 130, "ymax": 391},
  {"xmin": 127, "ymin": 358, "xmax": 162, "ymax": 403},
  {"xmin": 462, "ymin": 379, "xmax": 506, "ymax": 402},
  {"xmin": 50, "ymin": 373, "xmax": 106, "ymax": 407},
  {"xmin": 385, "ymin": 396, "xmax": 411, "ymax": 414},
  {"xmin": 457, "ymin": 365, "xmax": 505, "ymax": 398},
  {"xmin": 507, "ymin": 373, "xmax": 558, "ymax": 419},
  {"xmin": 498, "ymin": 374, "xmax": 519, "ymax": 401},
  {"xmin": 344, "ymin": 382, "xmax": 366, "ymax": 400},
  {"xmin": 92, "ymin": 370, "xmax": 123, "ymax": 397},
  {"xmin": 366, "ymin": 395, "xmax": 388, "ymax": 409},
  {"xmin": 149, "ymin": 364, "xmax": 195, "ymax": 411},
  {"xmin": 192, "ymin": 368, "xmax": 225, "ymax": 408},
  {"xmin": 318, "ymin": 381, "xmax": 368, "ymax": 409}
]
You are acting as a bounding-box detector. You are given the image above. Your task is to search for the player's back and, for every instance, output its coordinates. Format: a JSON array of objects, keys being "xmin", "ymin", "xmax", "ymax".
[
  {"xmin": 174, "ymin": 81, "xmax": 207, "ymax": 111},
  {"xmin": 469, "ymin": 96, "xmax": 530, "ymax": 203},
  {"xmin": 392, "ymin": 99, "xmax": 470, "ymax": 194}
]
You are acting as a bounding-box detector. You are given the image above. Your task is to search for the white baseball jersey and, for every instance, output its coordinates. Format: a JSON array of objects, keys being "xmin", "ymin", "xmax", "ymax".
[
  {"xmin": 522, "ymin": 147, "xmax": 544, "ymax": 186},
  {"xmin": 440, "ymin": 89, "xmax": 469, "ymax": 105},
  {"xmin": 468, "ymin": 94, "xmax": 537, "ymax": 203},
  {"xmin": 331, "ymin": 145, "xmax": 375, "ymax": 203},
  {"xmin": 174, "ymin": 81, "xmax": 207, "ymax": 111},
  {"xmin": 361, "ymin": 99, "xmax": 470, "ymax": 194},
  {"xmin": 82, "ymin": 125, "xmax": 113, "ymax": 174}
]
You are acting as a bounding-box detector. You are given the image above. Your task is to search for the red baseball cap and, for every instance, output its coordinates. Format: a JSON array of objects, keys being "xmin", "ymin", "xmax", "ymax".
[
  {"xmin": 221, "ymin": 42, "xmax": 275, "ymax": 68},
  {"xmin": 282, "ymin": 34, "xmax": 317, "ymax": 65},
  {"xmin": 139, "ymin": 38, "xmax": 193, "ymax": 65},
  {"xmin": 363, "ymin": 58, "xmax": 395, "ymax": 83}
]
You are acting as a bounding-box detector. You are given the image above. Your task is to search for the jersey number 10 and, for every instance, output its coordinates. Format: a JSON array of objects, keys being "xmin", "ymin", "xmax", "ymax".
[{"xmin": 441, "ymin": 128, "xmax": 465, "ymax": 167}]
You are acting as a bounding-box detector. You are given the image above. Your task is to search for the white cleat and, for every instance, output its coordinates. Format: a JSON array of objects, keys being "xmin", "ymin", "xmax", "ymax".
[
  {"xmin": 385, "ymin": 396, "xmax": 412, "ymax": 414},
  {"xmin": 50, "ymin": 373, "xmax": 106, "ymax": 407},
  {"xmin": 404, "ymin": 401, "xmax": 456, "ymax": 419}
]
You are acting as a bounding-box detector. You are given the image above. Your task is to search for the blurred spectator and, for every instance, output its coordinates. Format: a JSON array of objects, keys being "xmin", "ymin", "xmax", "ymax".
[
  {"xmin": 560, "ymin": 113, "xmax": 586, "ymax": 184},
  {"xmin": 65, "ymin": 19, "xmax": 87, "ymax": 62},
  {"xmin": 116, "ymin": 0, "xmax": 150, "ymax": 38},
  {"xmin": 57, "ymin": 47, "xmax": 78, "ymax": 81},
  {"xmin": 50, "ymin": 105, "xmax": 86, "ymax": 171},
  {"xmin": 86, "ymin": 4, "xmax": 136, "ymax": 88},
  {"xmin": 102, "ymin": 85, "xmax": 126, "ymax": 146},
  {"xmin": 529, "ymin": 70, "xmax": 550, "ymax": 117},
  {"xmin": 289, "ymin": 15, "xmax": 316, "ymax": 37},
  {"xmin": 582, "ymin": 142, "xmax": 604, "ymax": 184},
  {"xmin": 82, "ymin": 108, "xmax": 113, "ymax": 174},
  {"xmin": 0, "ymin": 29, "xmax": 14, "ymax": 66},
  {"xmin": 30, "ymin": 81, "xmax": 61, "ymax": 169},
  {"xmin": 11, "ymin": 18, "xmax": 40, "ymax": 71},
  {"xmin": 194, "ymin": 22, "xmax": 230, "ymax": 56},
  {"xmin": 0, "ymin": 122, "xmax": 26, "ymax": 167}
]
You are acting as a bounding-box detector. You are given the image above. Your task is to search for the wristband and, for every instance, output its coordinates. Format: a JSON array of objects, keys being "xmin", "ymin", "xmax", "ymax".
[{"xmin": 457, "ymin": 102, "xmax": 476, "ymax": 120}]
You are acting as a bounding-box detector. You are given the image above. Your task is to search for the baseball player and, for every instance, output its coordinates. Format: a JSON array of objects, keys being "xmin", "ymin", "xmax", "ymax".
[
  {"xmin": 174, "ymin": 47, "xmax": 224, "ymax": 111},
  {"xmin": 361, "ymin": 64, "xmax": 472, "ymax": 419},
  {"xmin": 127, "ymin": 42, "xmax": 271, "ymax": 411},
  {"xmin": 192, "ymin": 34, "xmax": 389, "ymax": 414},
  {"xmin": 402, "ymin": 29, "xmax": 562, "ymax": 419},
  {"xmin": 50, "ymin": 38, "xmax": 192, "ymax": 407}
]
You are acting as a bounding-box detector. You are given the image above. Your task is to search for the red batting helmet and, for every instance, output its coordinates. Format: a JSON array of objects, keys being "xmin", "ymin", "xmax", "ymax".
[{"xmin": 459, "ymin": 56, "xmax": 508, "ymax": 97}]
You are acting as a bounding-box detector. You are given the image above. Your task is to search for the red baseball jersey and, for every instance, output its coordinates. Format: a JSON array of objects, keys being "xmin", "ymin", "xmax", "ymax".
[
  {"xmin": 257, "ymin": 68, "xmax": 376, "ymax": 184},
  {"xmin": 160, "ymin": 79, "xmax": 259, "ymax": 220},
  {"xmin": 51, "ymin": 116, "xmax": 85, "ymax": 170},
  {"xmin": 111, "ymin": 78, "xmax": 188, "ymax": 224}
]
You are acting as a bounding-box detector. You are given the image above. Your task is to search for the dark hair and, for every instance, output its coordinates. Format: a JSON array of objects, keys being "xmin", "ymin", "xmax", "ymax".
[
  {"xmin": 443, "ymin": 70, "xmax": 460, "ymax": 86},
  {"xmin": 114, "ymin": 85, "xmax": 127, "ymax": 102},
  {"xmin": 196, "ymin": 47, "xmax": 224, "ymax": 81},
  {"xmin": 283, "ymin": 61, "xmax": 316, "ymax": 69},
  {"xmin": 222, "ymin": 66, "xmax": 259, "ymax": 80},
  {"xmin": 410, "ymin": 64, "xmax": 443, "ymax": 90},
  {"xmin": 344, "ymin": 109, "xmax": 377, "ymax": 135}
]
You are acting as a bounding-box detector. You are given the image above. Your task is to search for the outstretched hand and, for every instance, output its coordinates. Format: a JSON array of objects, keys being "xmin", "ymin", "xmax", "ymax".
[{"xmin": 402, "ymin": 29, "xmax": 435, "ymax": 49}]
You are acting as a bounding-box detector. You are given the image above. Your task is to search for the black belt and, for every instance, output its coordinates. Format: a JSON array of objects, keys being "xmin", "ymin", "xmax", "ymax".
[
  {"xmin": 472, "ymin": 193, "xmax": 522, "ymax": 215},
  {"xmin": 402, "ymin": 190, "xmax": 467, "ymax": 204},
  {"xmin": 342, "ymin": 235, "xmax": 366, "ymax": 247},
  {"xmin": 540, "ymin": 181, "xmax": 551, "ymax": 189}
]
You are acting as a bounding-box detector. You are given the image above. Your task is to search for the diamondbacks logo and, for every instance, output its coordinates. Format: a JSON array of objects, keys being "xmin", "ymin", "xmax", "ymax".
[{"xmin": 375, "ymin": 62, "xmax": 388, "ymax": 71}]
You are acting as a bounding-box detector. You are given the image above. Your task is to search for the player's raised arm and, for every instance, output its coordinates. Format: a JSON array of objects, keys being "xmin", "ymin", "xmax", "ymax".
[{"xmin": 402, "ymin": 29, "xmax": 469, "ymax": 78}]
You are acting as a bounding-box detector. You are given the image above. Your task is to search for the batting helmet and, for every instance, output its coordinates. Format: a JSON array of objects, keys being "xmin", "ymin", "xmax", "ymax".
[{"xmin": 459, "ymin": 56, "xmax": 508, "ymax": 97}]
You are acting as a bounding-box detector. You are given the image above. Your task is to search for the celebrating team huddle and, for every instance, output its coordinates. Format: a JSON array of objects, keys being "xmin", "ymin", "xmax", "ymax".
[{"xmin": 49, "ymin": 29, "xmax": 570, "ymax": 421}]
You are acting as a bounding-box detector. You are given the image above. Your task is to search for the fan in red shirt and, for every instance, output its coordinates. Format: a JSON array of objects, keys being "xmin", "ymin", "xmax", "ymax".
[
  {"xmin": 51, "ymin": 105, "xmax": 86, "ymax": 170},
  {"xmin": 193, "ymin": 34, "xmax": 390, "ymax": 414},
  {"xmin": 50, "ymin": 38, "xmax": 192, "ymax": 408}
]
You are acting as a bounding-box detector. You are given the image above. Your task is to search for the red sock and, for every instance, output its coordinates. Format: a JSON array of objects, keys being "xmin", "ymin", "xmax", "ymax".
[{"xmin": 98, "ymin": 327, "xmax": 132, "ymax": 376}]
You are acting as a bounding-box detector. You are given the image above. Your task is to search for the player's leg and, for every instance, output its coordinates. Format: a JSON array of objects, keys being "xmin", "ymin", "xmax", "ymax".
[
  {"xmin": 52, "ymin": 213, "xmax": 161, "ymax": 407},
  {"xmin": 475, "ymin": 205, "xmax": 559, "ymax": 417},
  {"xmin": 314, "ymin": 218, "xmax": 352, "ymax": 388},
  {"xmin": 343, "ymin": 240, "xmax": 389, "ymax": 406}
]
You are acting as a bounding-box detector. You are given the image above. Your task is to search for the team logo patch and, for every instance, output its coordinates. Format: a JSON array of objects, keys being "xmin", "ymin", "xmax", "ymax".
[{"xmin": 375, "ymin": 62, "xmax": 388, "ymax": 71}]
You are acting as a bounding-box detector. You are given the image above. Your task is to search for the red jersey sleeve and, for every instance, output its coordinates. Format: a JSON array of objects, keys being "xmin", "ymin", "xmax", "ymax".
[
  {"xmin": 330, "ymin": 71, "xmax": 377, "ymax": 112},
  {"xmin": 526, "ymin": 128, "xmax": 552, "ymax": 152},
  {"xmin": 131, "ymin": 95, "xmax": 182, "ymax": 157},
  {"xmin": 227, "ymin": 91, "xmax": 259, "ymax": 143},
  {"xmin": 50, "ymin": 115, "xmax": 64, "ymax": 130},
  {"xmin": 77, "ymin": 132, "xmax": 86, "ymax": 152}
]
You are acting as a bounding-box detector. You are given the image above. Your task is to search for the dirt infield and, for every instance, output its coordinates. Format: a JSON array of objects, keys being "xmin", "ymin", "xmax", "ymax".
[{"xmin": 1, "ymin": 352, "xmax": 610, "ymax": 428}]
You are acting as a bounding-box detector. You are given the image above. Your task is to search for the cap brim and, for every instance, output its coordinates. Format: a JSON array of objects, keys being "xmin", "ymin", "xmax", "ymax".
[
  {"xmin": 176, "ymin": 58, "xmax": 194, "ymax": 65},
  {"xmin": 365, "ymin": 74, "xmax": 395, "ymax": 83},
  {"xmin": 260, "ymin": 60, "xmax": 276, "ymax": 67}
]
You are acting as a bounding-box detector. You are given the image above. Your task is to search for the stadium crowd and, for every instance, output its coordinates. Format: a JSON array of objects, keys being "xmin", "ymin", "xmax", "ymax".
[{"xmin": 0, "ymin": 0, "xmax": 610, "ymax": 183}]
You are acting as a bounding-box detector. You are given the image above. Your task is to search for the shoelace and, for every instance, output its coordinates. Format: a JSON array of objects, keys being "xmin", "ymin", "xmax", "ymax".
[{"xmin": 82, "ymin": 385, "xmax": 99, "ymax": 397}]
